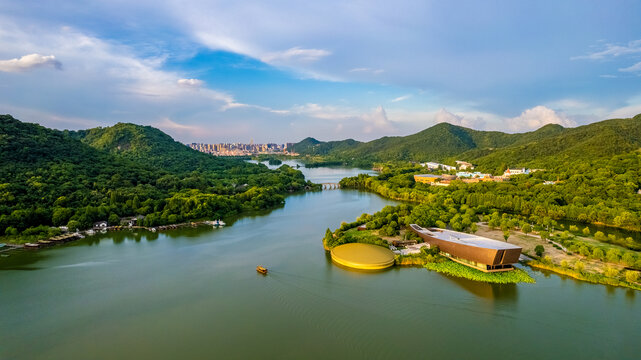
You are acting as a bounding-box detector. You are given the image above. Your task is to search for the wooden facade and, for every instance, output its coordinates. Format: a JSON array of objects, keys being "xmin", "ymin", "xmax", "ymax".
[{"xmin": 409, "ymin": 224, "xmax": 522, "ymax": 272}]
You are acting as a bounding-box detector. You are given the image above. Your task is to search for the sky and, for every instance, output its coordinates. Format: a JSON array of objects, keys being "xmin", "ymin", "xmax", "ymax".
[{"xmin": 1, "ymin": 1, "xmax": 640, "ymax": 143}]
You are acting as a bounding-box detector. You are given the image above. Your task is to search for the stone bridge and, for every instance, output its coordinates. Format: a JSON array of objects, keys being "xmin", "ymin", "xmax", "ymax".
[{"xmin": 321, "ymin": 183, "xmax": 341, "ymax": 190}]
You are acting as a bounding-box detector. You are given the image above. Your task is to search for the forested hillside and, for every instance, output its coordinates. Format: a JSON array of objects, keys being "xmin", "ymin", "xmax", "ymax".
[
  {"xmin": 70, "ymin": 123, "xmax": 238, "ymax": 174},
  {"xmin": 0, "ymin": 115, "xmax": 315, "ymax": 242},
  {"xmin": 293, "ymin": 114, "xmax": 641, "ymax": 172}
]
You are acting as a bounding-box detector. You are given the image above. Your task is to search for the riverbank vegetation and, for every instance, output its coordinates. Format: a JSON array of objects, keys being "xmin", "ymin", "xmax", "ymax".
[
  {"xmin": 424, "ymin": 261, "xmax": 535, "ymax": 284},
  {"xmin": 529, "ymin": 259, "xmax": 641, "ymax": 291},
  {"xmin": 0, "ymin": 115, "xmax": 319, "ymax": 244}
]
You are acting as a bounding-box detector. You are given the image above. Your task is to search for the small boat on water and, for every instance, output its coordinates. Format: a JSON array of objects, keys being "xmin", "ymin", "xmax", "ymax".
[
  {"xmin": 24, "ymin": 242, "xmax": 40, "ymax": 249},
  {"xmin": 86, "ymin": 229, "xmax": 95, "ymax": 236},
  {"xmin": 256, "ymin": 265, "xmax": 268, "ymax": 274}
]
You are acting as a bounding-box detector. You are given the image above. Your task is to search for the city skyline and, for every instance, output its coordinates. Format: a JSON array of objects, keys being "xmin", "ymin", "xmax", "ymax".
[{"xmin": 1, "ymin": 1, "xmax": 641, "ymax": 143}]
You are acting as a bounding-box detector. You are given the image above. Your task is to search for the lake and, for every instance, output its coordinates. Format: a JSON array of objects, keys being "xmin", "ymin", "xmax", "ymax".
[{"xmin": 1, "ymin": 163, "xmax": 639, "ymax": 359}]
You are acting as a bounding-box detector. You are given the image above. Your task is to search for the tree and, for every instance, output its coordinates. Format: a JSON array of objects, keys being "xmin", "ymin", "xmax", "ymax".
[
  {"xmin": 503, "ymin": 230, "xmax": 510, "ymax": 242},
  {"xmin": 539, "ymin": 230, "xmax": 549, "ymax": 241},
  {"xmin": 108, "ymin": 213, "xmax": 120, "ymax": 226},
  {"xmin": 522, "ymin": 223, "xmax": 532, "ymax": 237},
  {"xmin": 534, "ymin": 245, "xmax": 544, "ymax": 257},
  {"xmin": 591, "ymin": 248, "xmax": 605, "ymax": 261},
  {"xmin": 582, "ymin": 227, "xmax": 591, "ymax": 236},
  {"xmin": 594, "ymin": 231, "xmax": 606, "ymax": 241},
  {"xmin": 4, "ymin": 226, "xmax": 18, "ymax": 236},
  {"xmin": 560, "ymin": 260, "xmax": 569, "ymax": 268},
  {"xmin": 470, "ymin": 223, "xmax": 478, "ymax": 234},
  {"xmin": 625, "ymin": 270, "xmax": 639, "ymax": 283},
  {"xmin": 67, "ymin": 220, "xmax": 81, "ymax": 232},
  {"xmin": 574, "ymin": 260, "xmax": 585, "ymax": 273},
  {"xmin": 622, "ymin": 252, "xmax": 636, "ymax": 267}
]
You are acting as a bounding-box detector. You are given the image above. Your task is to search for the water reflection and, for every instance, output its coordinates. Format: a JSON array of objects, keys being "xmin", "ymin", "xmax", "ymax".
[
  {"xmin": 0, "ymin": 249, "xmax": 49, "ymax": 271},
  {"xmin": 441, "ymin": 273, "xmax": 518, "ymax": 302}
]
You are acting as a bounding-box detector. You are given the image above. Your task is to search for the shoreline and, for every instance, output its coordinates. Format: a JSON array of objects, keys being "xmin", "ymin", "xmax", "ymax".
[{"xmin": 0, "ymin": 220, "xmax": 223, "ymax": 253}]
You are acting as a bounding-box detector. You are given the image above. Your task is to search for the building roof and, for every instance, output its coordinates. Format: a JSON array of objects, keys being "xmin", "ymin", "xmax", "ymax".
[{"xmin": 409, "ymin": 224, "xmax": 521, "ymax": 250}]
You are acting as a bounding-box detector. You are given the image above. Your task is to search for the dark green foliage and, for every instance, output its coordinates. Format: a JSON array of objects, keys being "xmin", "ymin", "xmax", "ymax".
[
  {"xmin": 0, "ymin": 115, "xmax": 315, "ymax": 242},
  {"xmin": 534, "ymin": 245, "xmax": 545, "ymax": 257}
]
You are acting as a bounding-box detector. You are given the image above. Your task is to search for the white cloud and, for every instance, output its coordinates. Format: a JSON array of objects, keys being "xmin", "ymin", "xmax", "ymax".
[
  {"xmin": 0, "ymin": 53, "xmax": 61, "ymax": 72},
  {"xmin": 391, "ymin": 94, "xmax": 412, "ymax": 103},
  {"xmin": 349, "ymin": 67, "xmax": 384, "ymax": 74},
  {"xmin": 362, "ymin": 106, "xmax": 395, "ymax": 134},
  {"xmin": 619, "ymin": 61, "xmax": 641, "ymax": 73},
  {"xmin": 433, "ymin": 108, "xmax": 487, "ymax": 129},
  {"xmin": 260, "ymin": 47, "xmax": 330, "ymax": 64},
  {"xmin": 154, "ymin": 117, "xmax": 208, "ymax": 137},
  {"xmin": 572, "ymin": 39, "xmax": 641, "ymax": 60},
  {"xmin": 507, "ymin": 105, "xmax": 575, "ymax": 131},
  {"xmin": 290, "ymin": 103, "xmax": 353, "ymax": 120},
  {"xmin": 177, "ymin": 78, "xmax": 204, "ymax": 88}
]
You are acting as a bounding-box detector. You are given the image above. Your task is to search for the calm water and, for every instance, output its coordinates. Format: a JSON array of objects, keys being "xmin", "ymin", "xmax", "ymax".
[{"xmin": 1, "ymin": 165, "xmax": 640, "ymax": 360}]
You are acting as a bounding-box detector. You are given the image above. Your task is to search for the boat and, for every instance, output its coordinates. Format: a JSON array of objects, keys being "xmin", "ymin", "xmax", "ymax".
[
  {"xmin": 24, "ymin": 242, "xmax": 40, "ymax": 249},
  {"xmin": 86, "ymin": 229, "xmax": 95, "ymax": 236},
  {"xmin": 217, "ymin": 219, "xmax": 226, "ymax": 226},
  {"xmin": 256, "ymin": 265, "xmax": 268, "ymax": 274}
]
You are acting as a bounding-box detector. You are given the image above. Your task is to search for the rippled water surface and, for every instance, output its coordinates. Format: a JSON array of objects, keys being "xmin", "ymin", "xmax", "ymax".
[{"xmin": 1, "ymin": 164, "xmax": 639, "ymax": 359}]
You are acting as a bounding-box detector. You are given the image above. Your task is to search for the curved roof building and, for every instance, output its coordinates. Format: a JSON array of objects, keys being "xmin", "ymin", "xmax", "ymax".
[{"xmin": 409, "ymin": 224, "xmax": 521, "ymax": 272}]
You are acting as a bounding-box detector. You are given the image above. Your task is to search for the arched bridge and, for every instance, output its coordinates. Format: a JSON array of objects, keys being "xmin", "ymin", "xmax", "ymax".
[{"xmin": 321, "ymin": 183, "xmax": 341, "ymax": 190}]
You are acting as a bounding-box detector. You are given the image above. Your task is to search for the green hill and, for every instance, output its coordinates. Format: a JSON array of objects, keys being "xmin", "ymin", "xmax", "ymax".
[
  {"xmin": 70, "ymin": 122, "xmax": 239, "ymax": 174},
  {"xmin": 0, "ymin": 115, "xmax": 312, "ymax": 243},
  {"xmin": 292, "ymin": 137, "xmax": 362, "ymax": 156},
  {"xmin": 468, "ymin": 115, "xmax": 641, "ymax": 172},
  {"xmin": 293, "ymin": 114, "xmax": 641, "ymax": 171}
]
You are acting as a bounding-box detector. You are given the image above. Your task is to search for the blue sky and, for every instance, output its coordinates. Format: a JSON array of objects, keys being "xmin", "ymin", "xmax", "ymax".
[{"xmin": 1, "ymin": 0, "xmax": 640, "ymax": 143}]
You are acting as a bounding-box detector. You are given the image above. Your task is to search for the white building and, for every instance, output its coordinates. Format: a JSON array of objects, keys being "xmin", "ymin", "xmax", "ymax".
[{"xmin": 456, "ymin": 160, "xmax": 474, "ymax": 170}]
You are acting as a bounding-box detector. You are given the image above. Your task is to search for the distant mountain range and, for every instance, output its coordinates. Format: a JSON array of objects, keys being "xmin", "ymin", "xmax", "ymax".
[{"xmin": 292, "ymin": 114, "xmax": 641, "ymax": 172}]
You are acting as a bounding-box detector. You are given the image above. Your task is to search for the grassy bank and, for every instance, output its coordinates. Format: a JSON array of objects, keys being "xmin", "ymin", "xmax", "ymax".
[
  {"xmin": 424, "ymin": 260, "xmax": 535, "ymax": 284},
  {"xmin": 529, "ymin": 261, "xmax": 641, "ymax": 291}
]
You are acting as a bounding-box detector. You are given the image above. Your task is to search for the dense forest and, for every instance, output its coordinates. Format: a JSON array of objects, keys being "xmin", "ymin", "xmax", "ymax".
[
  {"xmin": 339, "ymin": 149, "xmax": 641, "ymax": 248},
  {"xmin": 0, "ymin": 115, "xmax": 317, "ymax": 242},
  {"xmin": 293, "ymin": 114, "xmax": 641, "ymax": 173}
]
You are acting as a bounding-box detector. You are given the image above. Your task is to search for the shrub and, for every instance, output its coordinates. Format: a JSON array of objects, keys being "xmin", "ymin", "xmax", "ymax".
[
  {"xmin": 625, "ymin": 270, "xmax": 640, "ymax": 283},
  {"xmin": 534, "ymin": 245, "xmax": 544, "ymax": 257},
  {"xmin": 604, "ymin": 267, "xmax": 619, "ymax": 278},
  {"xmin": 574, "ymin": 260, "xmax": 585, "ymax": 273}
]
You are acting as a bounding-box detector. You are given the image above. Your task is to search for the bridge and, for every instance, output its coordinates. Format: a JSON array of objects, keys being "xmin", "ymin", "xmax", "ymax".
[{"xmin": 321, "ymin": 182, "xmax": 341, "ymax": 190}]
